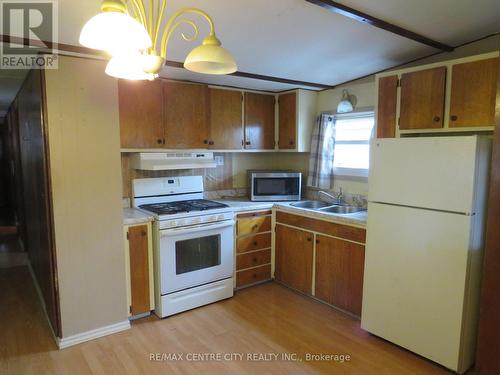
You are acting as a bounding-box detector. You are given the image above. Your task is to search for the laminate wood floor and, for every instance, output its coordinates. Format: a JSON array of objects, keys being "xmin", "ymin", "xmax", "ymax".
[{"xmin": 1, "ymin": 267, "xmax": 454, "ymax": 375}]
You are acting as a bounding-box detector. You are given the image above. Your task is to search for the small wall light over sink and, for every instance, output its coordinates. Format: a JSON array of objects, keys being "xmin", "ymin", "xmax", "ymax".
[{"xmin": 337, "ymin": 89, "xmax": 356, "ymax": 113}]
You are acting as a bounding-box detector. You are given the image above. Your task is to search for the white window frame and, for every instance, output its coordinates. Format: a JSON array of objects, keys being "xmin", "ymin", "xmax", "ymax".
[{"xmin": 333, "ymin": 109, "xmax": 374, "ymax": 178}]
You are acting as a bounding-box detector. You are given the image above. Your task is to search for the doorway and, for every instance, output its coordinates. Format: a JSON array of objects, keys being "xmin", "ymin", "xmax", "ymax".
[{"xmin": 0, "ymin": 65, "xmax": 60, "ymax": 339}]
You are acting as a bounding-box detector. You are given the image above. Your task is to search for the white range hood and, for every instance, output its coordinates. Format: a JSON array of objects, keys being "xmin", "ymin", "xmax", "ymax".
[{"xmin": 130, "ymin": 152, "xmax": 217, "ymax": 171}]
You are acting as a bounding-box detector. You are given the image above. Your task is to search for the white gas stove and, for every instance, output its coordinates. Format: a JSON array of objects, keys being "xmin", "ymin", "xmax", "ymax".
[{"xmin": 132, "ymin": 176, "xmax": 235, "ymax": 318}]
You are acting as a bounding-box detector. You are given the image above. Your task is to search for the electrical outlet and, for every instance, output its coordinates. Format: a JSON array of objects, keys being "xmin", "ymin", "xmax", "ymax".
[{"xmin": 215, "ymin": 155, "xmax": 224, "ymax": 166}]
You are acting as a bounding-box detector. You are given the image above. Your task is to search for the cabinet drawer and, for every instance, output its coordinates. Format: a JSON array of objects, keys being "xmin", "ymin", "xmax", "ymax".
[
  {"xmin": 236, "ymin": 264, "xmax": 271, "ymax": 288},
  {"xmin": 237, "ymin": 210, "xmax": 272, "ymax": 219},
  {"xmin": 276, "ymin": 211, "xmax": 366, "ymax": 243},
  {"xmin": 237, "ymin": 233, "xmax": 271, "ymax": 253},
  {"xmin": 237, "ymin": 215, "xmax": 271, "ymax": 236},
  {"xmin": 236, "ymin": 249, "xmax": 271, "ymax": 270}
]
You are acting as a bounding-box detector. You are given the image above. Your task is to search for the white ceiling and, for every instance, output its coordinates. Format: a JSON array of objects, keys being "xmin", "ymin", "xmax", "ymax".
[{"xmin": 1, "ymin": 0, "xmax": 499, "ymax": 118}]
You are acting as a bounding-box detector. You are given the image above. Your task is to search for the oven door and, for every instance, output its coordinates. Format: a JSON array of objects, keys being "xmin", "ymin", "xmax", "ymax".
[{"xmin": 159, "ymin": 220, "xmax": 235, "ymax": 295}]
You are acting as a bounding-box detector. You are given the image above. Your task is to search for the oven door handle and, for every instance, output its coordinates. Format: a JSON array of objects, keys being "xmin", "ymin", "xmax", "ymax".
[{"xmin": 160, "ymin": 220, "xmax": 235, "ymax": 237}]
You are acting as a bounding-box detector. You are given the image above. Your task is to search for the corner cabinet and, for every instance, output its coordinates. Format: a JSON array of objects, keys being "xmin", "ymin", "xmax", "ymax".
[
  {"xmin": 124, "ymin": 222, "xmax": 154, "ymax": 318},
  {"xmin": 277, "ymin": 90, "xmax": 317, "ymax": 151},
  {"xmin": 274, "ymin": 210, "xmax": 366, "ymax": 317},
  {"xmin": 375, "ymin": 52, "xmax": 499, "ymax": 137},
  {"xmin": 235, "ymin": 210, "xmax": 273, "ymax": 288},
  {"xmin": 244, "ymin": 92, "xmax": 276, "ymax": 150}
]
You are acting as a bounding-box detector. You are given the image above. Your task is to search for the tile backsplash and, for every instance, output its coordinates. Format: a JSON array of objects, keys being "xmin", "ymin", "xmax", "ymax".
[{"xmin": 305, "ymin": 187, "xmax": 368, "ymax": 208}]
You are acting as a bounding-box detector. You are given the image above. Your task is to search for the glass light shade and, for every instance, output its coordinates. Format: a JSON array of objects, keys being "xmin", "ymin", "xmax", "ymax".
[
  {"xmin": 79, "ymin": 11, "xmax": 152, "ymax": 55},
  {"xmin": 105, "ymin": 54, "xmax": 156, "ymax": 80},
  {"xmin": 184, "ymin": 35, "xmax": 237, "ymax": 75},
  {"xmin": 337, "ymin": 89, "xmax": 354, "ymax": 113}
]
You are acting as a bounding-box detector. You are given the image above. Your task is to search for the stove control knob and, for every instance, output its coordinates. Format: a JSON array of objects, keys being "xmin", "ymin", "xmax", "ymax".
[
  {"xmin": 217, "ymin": 214, "xmax": 224, "ymax": 221},
  {"xmin": 177, "ymin": 219, "xmax": 185, "ymax": 227}
]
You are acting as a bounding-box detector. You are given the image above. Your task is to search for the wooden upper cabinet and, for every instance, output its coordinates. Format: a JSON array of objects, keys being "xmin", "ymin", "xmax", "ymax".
[
  {"xmin": 278, "ymin": 92, "xmax": 297, "ymax": 149},
  {"xmin": 118, "ymin": 80, "xmax": 163, "ymax": 148},
  {"xmin": 244, "ymin": 92, "xmax": 275, "ymax": 150},
  {"xmin": 274, "ymin": 224, "xmax": 313, "ymax": 295},
  {"xmin": 376, "ymin": 75, "xmax": 398, "ymax": 138},
  {"xmin": 163, "ymin": 81, "xmax": 209, "ymax": 149},
  {"xmin": 399, "ymin": 66, "xmax": 446, "ymax": 130},
  {"xmin": 315, "ymin": 235, "xmax": 365, "ymax": 316},
  {"xmin": 449, "ymin": 58, "xmax": 498, "ymax": 128},
  {"xmin": 208, "ymin": 88, "xmax": 243, "ymax": 149}
]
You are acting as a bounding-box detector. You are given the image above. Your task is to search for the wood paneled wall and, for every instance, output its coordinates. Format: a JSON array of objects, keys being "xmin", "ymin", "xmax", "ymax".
[{"xmin": 121, "ymin": 152, "xmax": 234, "ymax": 198}]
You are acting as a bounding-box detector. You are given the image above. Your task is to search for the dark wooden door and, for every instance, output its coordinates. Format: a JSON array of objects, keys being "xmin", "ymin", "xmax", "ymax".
[
  {"xmin": 128, "ymin": 225, "xmax": 150, "ymax": 316},
  {"xmin": 274, "ymin": 224, "xmax": 313, "ymax": 294},
  {"xmin": 208, "ymin": 88, "xmax": 243, "ymax": 149},
  {"xmin": 244, "ymin": 92, "xmax": 275, "ymax": 150},
  {"xmin": 377, "ymin": 75, "xmax": 398, "ymax": 138},
  {"xmin": 449, "ymin": 58, "xmax": 498, "ymax": 128},
  {"xmin": 278, "ymin": 92, "xmax": 297, "ymax": 149},
  {"xmin": 163, "ymin": 81, "xmax": 209, "ymax": 149},
  {"xmin": 315, "ymin": 235, "xmax": 365, "ymax": 316},
  {"xmin": 475, "ymin": 56, "xmax": 500, "ymax": 375},
  {"xmin": 399, "ymin": 67, "xmax": 446, "ymax": 130},
  {"xmin": 17, "ymin": 70, "xmax": 60, "ymax": 335},
  {"xmin": 118, "ymin": 80, "xmax": 164, "ymax": 148}
]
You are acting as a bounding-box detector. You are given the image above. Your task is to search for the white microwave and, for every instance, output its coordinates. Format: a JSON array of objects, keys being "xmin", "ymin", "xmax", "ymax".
[{"xmin": 248, "ymin": 170, "xmax": 302, "ymax": 201}]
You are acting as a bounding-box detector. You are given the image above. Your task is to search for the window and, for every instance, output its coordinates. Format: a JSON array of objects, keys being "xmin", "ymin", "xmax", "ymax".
[{"xmin": 333, "ymin": 111, "xmax": 375, "ymax": 177}]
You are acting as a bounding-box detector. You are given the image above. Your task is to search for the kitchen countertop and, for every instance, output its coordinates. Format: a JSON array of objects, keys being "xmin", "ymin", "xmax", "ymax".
[
  {"xmin": 123, "ymin": 207, "xmax": 155, "ymax": 225},
  {"xmin": 215, "ymin": 198, "xmax": 367, "ymax": 227}
]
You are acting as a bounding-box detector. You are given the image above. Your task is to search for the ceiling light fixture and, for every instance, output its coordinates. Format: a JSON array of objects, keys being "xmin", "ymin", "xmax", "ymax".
[{"xmin": 80, "ymin": 0, "xmax": 237, "ymax": 80}]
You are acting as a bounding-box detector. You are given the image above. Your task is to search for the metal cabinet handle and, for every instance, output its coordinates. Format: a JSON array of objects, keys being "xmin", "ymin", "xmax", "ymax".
[
  {"xmin": 450, "ymin": 115, "xmax": 458, "ymax": 121},
  {"xmin": 433, "ymin": 116, "xmax": 441, "ymax": 122},
  {"xmin": 157, "ymin": 139, "xmax": 163, "ymax": 144},
  {"xmin": 245, "ymin": 141, "xmax": 251, "ymax": 145}
]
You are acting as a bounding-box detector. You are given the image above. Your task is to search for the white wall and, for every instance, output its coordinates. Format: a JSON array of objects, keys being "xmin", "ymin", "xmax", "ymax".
[{"xmin": 45, "ymin": 56, "xmax": 128, "ymax": 337}]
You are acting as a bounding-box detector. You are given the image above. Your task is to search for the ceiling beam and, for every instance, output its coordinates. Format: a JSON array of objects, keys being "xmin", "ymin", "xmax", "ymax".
[
  {"xmin": 305, "ymin": 0, "xmax": 454, "ymax": 52},
  {"xmin": 1, "ymin": 34, "xmax": 331, "ymax": 90}
]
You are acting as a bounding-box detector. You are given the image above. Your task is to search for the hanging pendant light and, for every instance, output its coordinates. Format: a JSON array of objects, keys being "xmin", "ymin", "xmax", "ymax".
[
  {"xmin": 337, "ymin": 89, "xmax": 354, "ymax": 113},
  {"xmin": 184, "ymin": 34, "xmax": 237, "ymax": 75},
  {"xmin": 105, "ymin": 53, "xmax": 156, "ymax": 81},
  {"xmin": 79, "ymin": 1, "xmax": 152, "ymax": 55},
  {"xmin": 80, "ymin": 1, "xmax": 237, "ymax": 80}
]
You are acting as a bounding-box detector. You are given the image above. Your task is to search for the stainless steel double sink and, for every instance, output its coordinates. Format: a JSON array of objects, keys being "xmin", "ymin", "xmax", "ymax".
[{"xmin": 289, "ymin": 200, "xmax": 366, "ymax": 215}]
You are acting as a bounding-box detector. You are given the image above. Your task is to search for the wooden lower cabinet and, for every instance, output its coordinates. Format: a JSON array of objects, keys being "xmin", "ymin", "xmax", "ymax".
[
  {"xmin": 315, "ymin": 235, "xmax": 365, "ymax": 316},
  {"xmin": 274, "ymin": 224, "xmax": 314, "ymax": 295},
  {"xmin": 124, "ymin": 223, "xmax": 154, "ymax": 317},
  {"xmin": 235, "ymin": 210, "xmax": 272, "ymax": 289}
]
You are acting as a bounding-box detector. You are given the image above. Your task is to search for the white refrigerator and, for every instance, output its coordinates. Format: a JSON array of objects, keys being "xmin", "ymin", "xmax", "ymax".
[{"xmin": 361, "ymin": 136, "xmax": 491, "ymax": 374}]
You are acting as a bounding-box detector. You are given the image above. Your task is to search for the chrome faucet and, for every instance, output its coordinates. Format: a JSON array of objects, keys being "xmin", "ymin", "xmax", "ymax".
[{"xmin": 319, "ymin": 187, "xmax": 344, "ymax": 205}]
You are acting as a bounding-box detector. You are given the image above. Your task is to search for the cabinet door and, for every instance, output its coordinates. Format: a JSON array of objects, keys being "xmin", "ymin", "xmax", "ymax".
[
  {"xmin": 118, "ymin": 80, "xmax": 163, "ymax": 148},
  {"xmin": 163, "ymin": 82, "xmax": 209, "ymax": 149},
  {"xmin": 315, "ymin": 235, "xmax": 365, "ymax": 316},
  {"xmin": 275, "ymin": 224, "xmax": 313, "ymax": 294},
  {"xmin": 278, "ymin": 92, "xmax": 297, "ymax": 149},
  {"xmin": 128, "ymin": 225, "xmax": 150, "ymax": 316},
  {"xmin": 209, "ymin": 88, "xmax": 243, "ymax": 149},
  {"xmin": 244, "ymin": 92, "xmax": 275, "ymax": 150},
  {"xmin": 376, "ymin": 75, "xmax": 398, "ymax": 138},
  {"xmin": 449, "ymin": 58, "xmax": 497, "ymax": 128},
  {"xmin": 399, "ymin": 67, "xmax": 446, "ymax": 130}
]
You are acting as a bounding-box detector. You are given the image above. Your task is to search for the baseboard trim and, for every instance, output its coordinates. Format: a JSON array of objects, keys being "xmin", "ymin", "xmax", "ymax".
[{"xmin": 57, "ymin": 320, "xmax": 131, "ymax": 349}]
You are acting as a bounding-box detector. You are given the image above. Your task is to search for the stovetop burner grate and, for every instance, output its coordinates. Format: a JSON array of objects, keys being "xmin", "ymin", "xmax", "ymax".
[{"xmin": 139, "ymin": 199, "xmax": 228, "ymax": 215}]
